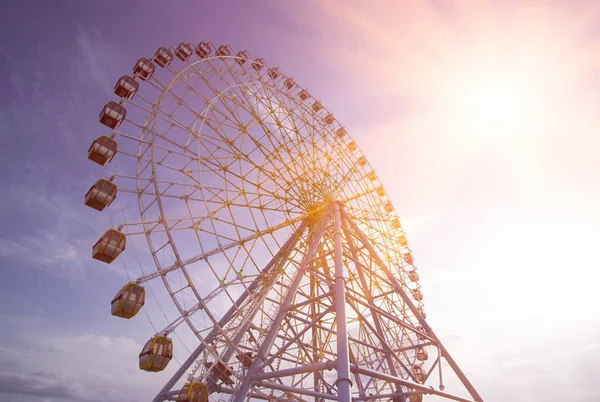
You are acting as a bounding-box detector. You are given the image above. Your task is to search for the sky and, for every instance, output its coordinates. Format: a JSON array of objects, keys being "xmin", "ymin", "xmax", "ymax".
[{"xmin": 1, "ymin": 0, "xmax": 600, "ymax": 401}]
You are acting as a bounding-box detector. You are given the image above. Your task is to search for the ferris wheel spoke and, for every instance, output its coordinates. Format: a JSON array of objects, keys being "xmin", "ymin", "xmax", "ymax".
[
  {"xmin": 134, "ymin": 213, "xmax": 306, "ymax": 284},
  {"xmin": 185, "ymin": 62, "xmax": 249, "ymax": 129}
]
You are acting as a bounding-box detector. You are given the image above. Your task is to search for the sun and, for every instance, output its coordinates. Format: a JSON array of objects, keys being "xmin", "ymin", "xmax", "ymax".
[
  {"xmin": 434, "ymin": 47, "xmax": 551, "ymax": 141},
  {"xmin": 462, "ymin": 70, "xmax": 532, "ymax": 135}
]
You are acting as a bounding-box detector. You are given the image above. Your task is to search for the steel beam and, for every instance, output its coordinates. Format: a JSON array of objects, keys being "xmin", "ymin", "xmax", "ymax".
[
  {"xmin": 333, "ymin": 202, "xmax": 352, "ymax": 402},
  {"xmin": 232, "ymin": 207, "xmax": 333, "ymax": 402},
  {"xmin": 340, "ymin": 209, "xmax": 483, "ymax": 402},
  {"xmin": 152, "ymin": 219, "xmax": 308, "ymax": 402}
]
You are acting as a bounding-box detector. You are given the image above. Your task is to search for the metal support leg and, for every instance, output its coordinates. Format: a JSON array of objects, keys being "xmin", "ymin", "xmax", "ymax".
[
  {"xmin": 152, "ymin": 220, "xmax": 308, "ymax": 402},
  {"xmin": 333, "ymin": 203, "xmax": 352, "ymax": 402},
  {"xmin": 340, "ymin": 209, "xmax": 483, "ymax": 402},
  {"xmin": 232, "ymin": 207, "xmax": 334, "ymax": 402}
]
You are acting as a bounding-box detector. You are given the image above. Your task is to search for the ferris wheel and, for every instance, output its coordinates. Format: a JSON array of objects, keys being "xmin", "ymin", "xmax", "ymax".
[{"xmin": 84, "ymin": 41, "xmax": 483, "ymax": 402}]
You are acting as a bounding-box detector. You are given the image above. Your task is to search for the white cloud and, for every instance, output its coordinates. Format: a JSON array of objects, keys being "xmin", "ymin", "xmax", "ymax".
[{"xmin": 0, "ymin": 316, "xmax": 182, "ymax": 402}]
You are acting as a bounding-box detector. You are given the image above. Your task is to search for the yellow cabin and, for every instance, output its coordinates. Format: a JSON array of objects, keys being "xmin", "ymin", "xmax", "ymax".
[
  {"xmin": 88, "ymin": 136, "xmax": 118, "ymax": 166},
  {"xmin": 139, "ymin": 335, "xmax": 173, "ymax": 372},
  {"xmin": 384, "ymin": 201, "xmax": 393, "ymax": 213},
  {"xmin": 93, "ymin": 229, "xmax": 126, "ymax": 264},
  {"xmin": 336, "ymin": 128, "xmax": 347, "ymax": 138},
  {"xmin": 111, "ymin": 283, "xmax": 145, "ymax": 319},
  {"xmin": 399, "ymin": 235, "xmax": 408, "ymax": 247},
  {"xmin": 367, "ymin": 171, "xmax": 377, "ymax": 182},
  {"xmin": 85, "ymin": 178, "xmax": 117, "ymax": 211},
  {"xmin": 177, "ymin": 382, "xmax": 208, "ymax": 402},
  {"xmin": 392, "ymin": 218, "xmax": 401, "ymax": 229},
  {"xmin": 348, "ymin": 141, "xmax": 357, "ymax": 152}
]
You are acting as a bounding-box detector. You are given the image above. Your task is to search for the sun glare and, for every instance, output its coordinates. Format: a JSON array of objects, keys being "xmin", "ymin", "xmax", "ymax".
[
  {"xmin": 461, "ymin": 70, "xmax": 531, "ymax": 134},
  {"xmin": 432, "ymin": 41, "xmax": 555, "ymax": 141}
]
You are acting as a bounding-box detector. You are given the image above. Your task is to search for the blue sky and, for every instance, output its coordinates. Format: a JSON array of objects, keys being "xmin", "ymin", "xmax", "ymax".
[{"xmin": 2, "ymin": 1, "xmax": 600, "ymax": 401}]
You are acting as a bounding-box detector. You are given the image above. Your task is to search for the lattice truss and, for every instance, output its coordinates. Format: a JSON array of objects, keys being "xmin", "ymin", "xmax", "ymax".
[{"xmin": 85, "ymin": 41, "xmax": 482, "ymax": 402}]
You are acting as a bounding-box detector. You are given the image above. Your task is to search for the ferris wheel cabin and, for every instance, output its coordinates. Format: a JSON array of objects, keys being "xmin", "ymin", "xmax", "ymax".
[
  {"xmin": 85, "ymin": 178, "xmax": 117, "ymax": 211},
  {"xmin": 204, "ymin": 361, "xmax": 235, "ymax": 385},
  {"xmin": 408, "ymin": 269, "xmax": 419, "ymax": 282},
  {"xmin": 139, "ymin": 335, "xmax": 173, "ymax": 372},
  {"xmin": 92, "ymin": 229, "xmax": 126, "ymax": 264},
  {"xmin": 417, "ymin": 347, "xmax": 429, "ymax": 361},
  {"xmin": 267, "ymin": 67, "xmax": 280, "ymax": 80},
  {"xmin": 252, "ymin": 58, "xmax": 265, "ymax": 71},
  {"xmin": 235, "ymin": 351, "xmax": 254, "ymax": 368},
  {"xmin": 384, "ymin": 201, "xmax": 393, "ymax": 213},
  {"xmin": 154, "ymin": 47, "xmax": 173, "ymax": 68},
  {"xmin": 114, "ymin": 75, "xmax": 138, "ymax": 99},
  {"xmin": 195, "ymin": 42, "xmax": 211, "ymax": 58},
  {"xmin": 399, "ymin": 235, "xmax": 408, "ymax": 247},
  {"xmin": 408, "ymin": 391, "xmax": 423, "ymax": 402},
  {"xmin": 412, "ymin": 288, "xmax": 424, "ymax": 301},
  {"xmin": 235, "ymin": 50, "xmax": 249, "ymax": 65},
  {"xmin": 99, "ymin": 101, "xmax": 126, "ymax": 129},
  {"xmin": 111, "ymin": 282, "xmax": 145, "ymax": 319},
  {"xmin": 412, "ymin": 365, "xmax": 425, "ymax": 383},
  {"xmin": 285, "ymin": 78, "xmax": 295, "ymax": 90},
  {"xmin": 176, "ymin": 43, "xmax": 193, "ymax": 61},
  {"xmin": 177, "ymin": 383, "xmax": 208, "ymax": 402},
  {"xmin": 216, "ymin": 45, "xmax": 232, "ymax": 57},
  {"xmin": 298, "ymin": 89, "xmax": 309, "ymax": 101},
  {"xmin": 88, "ymin": 135, "xmax": 117, "ymax": 166},
  {"xmin": 133, "ymin": 58, "xmax": 155, "ymax": 81}
]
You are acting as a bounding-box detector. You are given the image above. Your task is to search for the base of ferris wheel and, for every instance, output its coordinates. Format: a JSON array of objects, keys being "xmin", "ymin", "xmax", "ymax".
[{"xmin": 133, "ymin": 201, "xmax": 484, "ymax": 402}]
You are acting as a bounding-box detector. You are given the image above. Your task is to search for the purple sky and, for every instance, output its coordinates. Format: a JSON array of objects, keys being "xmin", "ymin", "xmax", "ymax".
[{"xmin": 1, "ymin": 1, "xmax": 600, "ymax": 401}]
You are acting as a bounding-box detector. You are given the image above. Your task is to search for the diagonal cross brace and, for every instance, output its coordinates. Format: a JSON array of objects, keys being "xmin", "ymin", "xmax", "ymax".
[{"xmin": 339, "ymin": 208, "xmax": 483, "ymax": 402}]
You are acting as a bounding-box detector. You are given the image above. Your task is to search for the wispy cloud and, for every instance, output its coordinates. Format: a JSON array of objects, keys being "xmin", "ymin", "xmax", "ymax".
[
  {"xmin": 0, "ymin": 315, "xmax": 176, "ymax": 402},
  {"xmin": 74, "ymin": 27, "xmax": 120, "ymax": 97}
]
